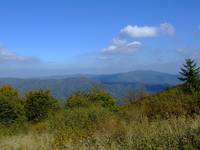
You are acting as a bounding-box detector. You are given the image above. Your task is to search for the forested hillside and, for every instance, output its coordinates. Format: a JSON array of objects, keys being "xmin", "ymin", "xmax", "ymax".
[{"xmin": 0, "ymin": 59, "xmax": 200, "ymax": 149}]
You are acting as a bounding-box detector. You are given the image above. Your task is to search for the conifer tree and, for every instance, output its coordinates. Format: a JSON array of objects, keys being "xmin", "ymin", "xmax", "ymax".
[{"xmin": 178, "ymin": 58, "xmax": 200, "ymax": 93}]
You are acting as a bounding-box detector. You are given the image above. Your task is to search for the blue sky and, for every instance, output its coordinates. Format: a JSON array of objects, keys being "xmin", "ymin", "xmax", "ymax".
[{"xmin": 0, "ymin": 0, "xmax": 200, "ymax": 77}]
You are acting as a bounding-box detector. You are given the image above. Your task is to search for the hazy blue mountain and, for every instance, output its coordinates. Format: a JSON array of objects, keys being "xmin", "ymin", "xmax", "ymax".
[
  {"xmin": 89, "ymin": 70, "xmax": 180, "ymax": 85},
  {"xmin": 0, "ymin": 77, "xmax": 100, "ymax": 99},
  {"xmin": 0, "ymin": 70, "xmax": 181, "ymax": 100},
  {"xmin": 43, "ymin": 70, "xmax": 180, "ymax": 85}
]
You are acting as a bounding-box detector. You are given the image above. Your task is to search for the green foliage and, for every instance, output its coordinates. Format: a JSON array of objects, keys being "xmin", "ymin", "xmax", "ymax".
[
  {"xmin": 131, "ymin": 88, "xmax": 200, "ymax": 119},
  {"xmin": 0, "ymin": 84, "xmax": 19, "ymax": 97},
  {"xmin": 179, "ymin": 58, "xmax": 200, "ymax": 93},
  {"xmin": 178, "ymin": 127, "xmax": 200, "ymax": 150},
  {"xmin": 63, "ymin": 108, "xmax": 96, "ymax": 131},
  {"xmin": 65, "ymin": 91, "xmax": 91, "ymax": 108},
  {"xmin": 88, "ymin": 88, "xmax": 118, "ymax": 111},
  {"xmin": 65, "ymin": 88, "xmax": 118, "ymax": 111},
  {"xmin": 25, "ymin": 90, "xmax": 59, "ymax": 122},
  {"xmin": 50, "ymin": 106, "xmax": 114, "ymax": 148},
  {"xmin": 119, "ymin": 86, "xmax": 200, "ymax": 122},
  {"xmin": 0, "ymin": 85, "xmax": 25, "ymax": 125},
  {"xmin": 63, "ymin": 106, "xmax": 112, "ymax": 130}
]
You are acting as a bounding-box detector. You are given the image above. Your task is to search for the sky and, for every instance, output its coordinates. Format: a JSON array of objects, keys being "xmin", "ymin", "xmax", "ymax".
[{"xmin": 0, "ymin": 0, "xmax": 200, "ymax": 77}]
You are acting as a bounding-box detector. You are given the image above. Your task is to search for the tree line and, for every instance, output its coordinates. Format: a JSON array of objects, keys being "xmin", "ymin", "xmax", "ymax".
[{"xmin": 0, "ymin": 86, "xmax": 118, "ymax": 125}]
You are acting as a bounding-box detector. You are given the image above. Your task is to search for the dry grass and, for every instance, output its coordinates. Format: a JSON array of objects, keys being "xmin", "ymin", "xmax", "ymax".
[
  {"xmin": 1, "ymin": 116, "xmax": 200, "ymax": 150},
  {"xmin": 0, "ymin": 133, "xmax": 53, "ymax": 150}
]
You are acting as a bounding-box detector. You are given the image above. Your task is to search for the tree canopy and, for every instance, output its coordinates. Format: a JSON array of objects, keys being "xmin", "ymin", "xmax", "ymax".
[
  {"xmin": 25, "ymin": 90, "xmax": 59, "ymax": 122},
  {"xmin": 0, "ymin": 85, "xmax": 25, "ymax": 125}
]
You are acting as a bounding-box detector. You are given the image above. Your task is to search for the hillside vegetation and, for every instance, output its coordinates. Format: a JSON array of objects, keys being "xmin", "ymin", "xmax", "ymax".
[{"xmin": 0, "ymin": 59, "xmax": 200, "ymax": 150}]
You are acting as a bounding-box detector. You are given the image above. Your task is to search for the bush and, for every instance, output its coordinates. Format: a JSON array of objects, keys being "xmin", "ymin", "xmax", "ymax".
[
  {"xmin": 65, "ymin": 91, "xmax": 91, "ymax": 108},
  {"xmin": 0, "ymin": 85, "xmax": 25, "ymax": 125},
  {"xmin": 132, "ymin": 88, "xmax": 200, "ymax": 119},
  {"xmin": 88, "ymin": 88, "xmax": 119, "ymax": 111},
  {"xmin": 52, "ymin": 106, "xmax": 113, "ymax": 148},
  {"xmin": 51, "ymin": 105, "xmax": 113, "ymax": 132},
  {"xmin": 65, "ymin": 88, "xmax": 118, "ymax": 111},
  {"xmin": 25, "ymin": 90, "xmax": 59, "ymax": 122}
]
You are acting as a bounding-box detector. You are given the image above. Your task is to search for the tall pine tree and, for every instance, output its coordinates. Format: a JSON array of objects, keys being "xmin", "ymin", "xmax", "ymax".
[{"xmin": 178, "ymin": 58, "xmax": 200, "ymax": 93}]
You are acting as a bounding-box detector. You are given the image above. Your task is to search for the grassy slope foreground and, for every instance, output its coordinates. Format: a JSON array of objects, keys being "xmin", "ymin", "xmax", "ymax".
[{"xmin": 1, "ymin": 85, "xmax": 200, "ymax": 149}]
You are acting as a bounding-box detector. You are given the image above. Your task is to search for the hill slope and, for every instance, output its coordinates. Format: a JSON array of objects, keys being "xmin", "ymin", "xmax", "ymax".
[
  {"xmin": 0, "ymin": 70, "xmax": 180, "ymax": 99},
  {"xmin": 91, "ymin": 70, "xmax": 179, "ymax": 85}
]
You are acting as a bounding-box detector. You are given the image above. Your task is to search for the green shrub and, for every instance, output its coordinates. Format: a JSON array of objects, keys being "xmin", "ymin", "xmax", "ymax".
[
  {"xmin": 52, "ymin": 106, "xmax": 112, "ymax": 131},
  {"xmin": 25, "ymin": 90, "xmax": 59, "ymax": 122},
  {"xmin": 65, "ymin": 88, "xmax": 118, "ymax": 111},
  {"xmin": 0, "ymin": 84, "xmax": 19, "ymax": 97},
  {"xmin": 51, "ymin": 105, "xmax": 114, "ymax": 148},
  {"xmin": 65, "ymin": 91, "xmax": 91, "ymax": 108},
  {"xmin": 0, "ymin": 85, "xmax": 25, "ymax": 125},
  {"xmin": 133, "ymin": 88, "xmax": 200, "ymax": 119},
  {"xmin": 88, "ymin": 88, "xmax": 118, "ymax": 111}
]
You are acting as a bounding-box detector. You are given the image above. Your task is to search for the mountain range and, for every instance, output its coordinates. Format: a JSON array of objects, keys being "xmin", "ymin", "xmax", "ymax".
[{"xmin": 0, "ymin": 70, "xmax": 181, "ymax": 100}]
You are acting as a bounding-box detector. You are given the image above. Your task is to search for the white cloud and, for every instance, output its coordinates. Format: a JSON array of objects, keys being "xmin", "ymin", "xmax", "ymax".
[
  {"xmin": 120, "ymin": 25, "xmax": 158, "ymax": 38},
  {"xmin": 0, "ymin": 47, "xmax": 39, "ymax": 63},
  {"xmin": 102, "ymin": 38, "xmax": 142, "ymax": 54},
  {"xmin": 120, "ymin": 23, "xmax": 175, "ymax": 38},
  {"xmin": 101, "ymin": 23, "xmax": 174, "ymax": 55}
]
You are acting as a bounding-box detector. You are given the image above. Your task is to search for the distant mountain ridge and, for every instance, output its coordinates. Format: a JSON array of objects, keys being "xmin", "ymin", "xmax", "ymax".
[
  {"xmin": 89, "ymin": 70, "xmax": 179, "ymax": 85},
  {"xmin": 42, "ymin": 70, "xmax": 179, "ymax": 85},
  {"xmin": 0, "ymin": 70, "xmax": 181, "ymax": 100}
]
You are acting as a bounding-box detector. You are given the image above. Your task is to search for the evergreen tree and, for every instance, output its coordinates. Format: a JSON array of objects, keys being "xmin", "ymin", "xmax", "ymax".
[{"xmin": 178, "ymin": 58, "xmax": 200, "ymax": 93}]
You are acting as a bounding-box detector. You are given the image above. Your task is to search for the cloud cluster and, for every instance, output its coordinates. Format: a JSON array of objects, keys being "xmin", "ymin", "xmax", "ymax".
[
  {"xmin": 102, "ymin": 23, "xmax": 175, "ymax": 54},
  {"xmin": 102, "ymin": 38, "xmax": 142, "ymax": 54},
  {"xmin": 120, "ymin": 25, "xmax": 157, "ymax": 38},
  {"xmin": 120, "ymin": 23, "xmax": 175, "ymax": 38},
  {"xmin": 0, "ymin": 47, "xmax": 39, "ymax": 63}
]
